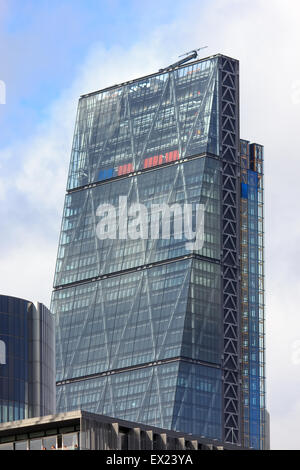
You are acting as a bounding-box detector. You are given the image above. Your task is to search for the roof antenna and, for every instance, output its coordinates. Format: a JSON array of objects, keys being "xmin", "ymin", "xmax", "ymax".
[{"xmin": 159, "ymin": 47, "xmax": 208, "ymax": 73}]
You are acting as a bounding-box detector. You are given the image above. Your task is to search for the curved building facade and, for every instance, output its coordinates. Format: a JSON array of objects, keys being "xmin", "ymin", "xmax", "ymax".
[{"xmin": 0, "ymin": 295, "xmax": 55, "ymax": 423}]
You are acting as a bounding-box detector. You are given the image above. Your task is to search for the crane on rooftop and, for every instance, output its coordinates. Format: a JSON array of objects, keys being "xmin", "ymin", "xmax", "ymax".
[{"xmin": 159, "ymin": 47, "xmax": 208, "ymax": 73}]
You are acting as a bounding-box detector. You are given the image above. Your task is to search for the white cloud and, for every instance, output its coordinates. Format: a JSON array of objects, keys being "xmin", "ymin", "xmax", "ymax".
[
  {"xmin": 0, "ymin": 0, "xmax": 299, "ymax": 449},
  {"xmin": 0, "ymin": 180, "xmax": 6, "ymax": 200},
  {"xmin": 0, "ymin": 235, "xmax": 57, "ymax": 306}
]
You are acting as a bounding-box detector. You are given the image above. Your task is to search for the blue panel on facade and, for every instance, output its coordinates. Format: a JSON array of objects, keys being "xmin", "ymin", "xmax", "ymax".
[
  {"xmin": 248, "ymin": 170, "xmax": 258, "ymax": 188},
  {"xmin": 241, "ymin": 182, "xmax": 248, "ymax": 199},
  {"xmin": 98, "ymin": 168, "xmax": 115, "ymax": 181},
  {"xmin": 98, "ymin": 170, "xmax": 105, "ymax": 181},
  {"xmin": 106, "ymin": 168, "xmax": 114, "ymax": 179}
]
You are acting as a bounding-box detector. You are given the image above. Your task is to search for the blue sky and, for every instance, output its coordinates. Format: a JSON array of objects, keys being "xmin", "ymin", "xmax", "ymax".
[{"xmin": 1, "ymin": 0, "xmax": 300, "ymax": 450}]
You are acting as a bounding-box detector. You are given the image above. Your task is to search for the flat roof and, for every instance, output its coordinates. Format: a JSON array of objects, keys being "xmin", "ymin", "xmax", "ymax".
[
  {"xmin": 0, "ymin": 410, "xmax": 82, "ymax": 436},
  {"xmin": 0, "ymin": 410, "xmax": 244, "ymax": 449},
  {"xmin": 0, "ymin": 294, "xmax": 32, "ymax": 304}
]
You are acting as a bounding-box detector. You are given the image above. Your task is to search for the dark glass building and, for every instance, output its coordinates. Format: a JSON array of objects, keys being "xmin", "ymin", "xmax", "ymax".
[
  {"xmin": 0, "ymin": 295, "xmax": 56, "ymax": 423},
  {"xmin": 52, "ymin": 54, "xmax": 266, "ymax": 448}
]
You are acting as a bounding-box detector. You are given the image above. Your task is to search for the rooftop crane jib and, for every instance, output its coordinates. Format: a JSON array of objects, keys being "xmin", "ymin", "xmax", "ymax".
[{"xmin": 159, "ymin": 47, "xmax": 208, "ymax": 73}]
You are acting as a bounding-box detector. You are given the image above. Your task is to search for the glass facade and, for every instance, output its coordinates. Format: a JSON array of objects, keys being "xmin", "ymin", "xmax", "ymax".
[
  {"xmin": 240, "ymin": 141, "xmax": 266, "ymax": 449},
  {"xmin": 53, "ymin": 55, "xmax": 266, "ymax": 447},
  {"xmin": 0, "ymin": 296, "xmax": 56, "ymax": 423},
  {"xmin": 0, "ymin": 296, "xmax": 29, "ymax": 423},
  {"xmin": 54, "ymin": 258, "xmax": 221, "ymax": 381},
  {"xmin": 54, "ymin": 157, "xmax": 220, "ymax": 287},
  {"xmin": 67, "ymin": 57, "xmax": 219, "ymax": 191},
  {"xmin": 57, "ymin": 362, "xmax": 221, "ymax": 439}
]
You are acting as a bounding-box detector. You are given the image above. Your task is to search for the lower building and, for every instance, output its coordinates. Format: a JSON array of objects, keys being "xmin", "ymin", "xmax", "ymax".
[
  {"xmin": 0, "ymin": 295, "xmax": 56, "ymax": 423},
  {"xmin": 0, "ymin": 410, "xmax": 243, "ymax": 450}
]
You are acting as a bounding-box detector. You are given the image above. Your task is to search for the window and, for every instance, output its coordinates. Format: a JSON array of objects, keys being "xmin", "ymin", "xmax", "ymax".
[
  {"xmin": 0, "ymin": 443, "xmax": 13, "ymax": 450},
  {"xmin": 29, "ymin": 438, "xmax": 42, "ymax": 450},
  {"xmin": 42, "ymin": 436, "xmax": 57, "ymax": 450},
  {"xmin": 62, "ymin": 432, "xmax": 79, "ymax": 450},
  {"xmin": 15, "ymin": 441, "xmax": 28, "ymax": 450}
]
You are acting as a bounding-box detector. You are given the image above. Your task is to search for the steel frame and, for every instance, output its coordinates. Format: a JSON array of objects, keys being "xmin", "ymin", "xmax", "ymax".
[{"xmin": 219, "ymin": 57, "xmax": 241, "ymax": 445}]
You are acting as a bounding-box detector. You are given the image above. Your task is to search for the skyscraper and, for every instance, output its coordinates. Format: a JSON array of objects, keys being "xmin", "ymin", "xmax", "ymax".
[{"xmin": 51, "ymin": 54, "xmax": 266, "ymax": 448}]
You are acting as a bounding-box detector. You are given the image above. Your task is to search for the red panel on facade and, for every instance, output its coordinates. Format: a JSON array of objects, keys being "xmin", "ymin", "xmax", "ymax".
[
  {"xmin": 166, "ymin": 150, "xmax": 179, "ymax": 162},
  {"xmin": 152, "ymin": 156, "xmax": 158, "ymax": 166},
  {"xmin": 118, "ymin": 163, "xmax": 134, "ymax": 175},
  {"xmin": 144, "ymin": 151, "xmax": 178, "ymax": 169}
]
